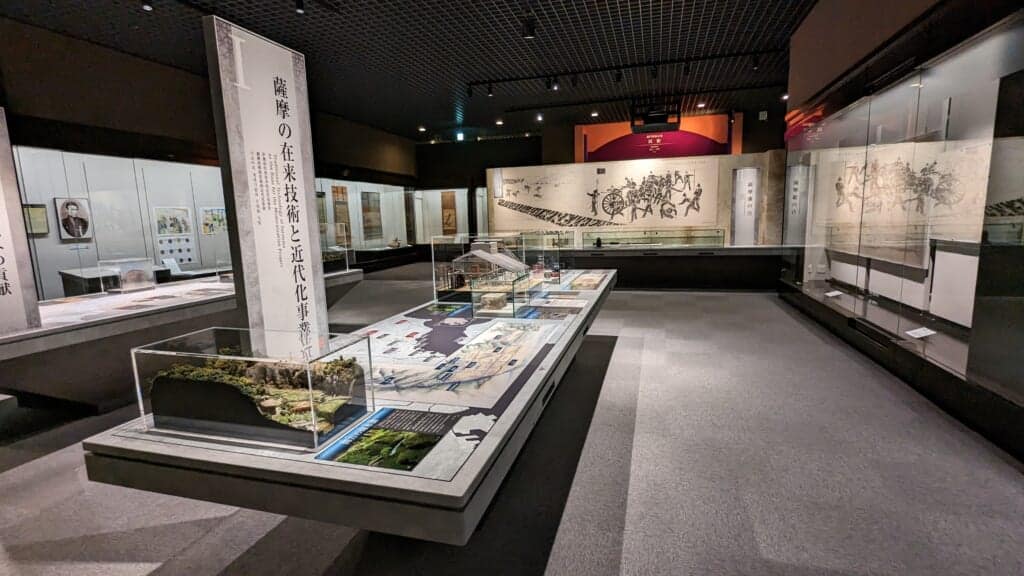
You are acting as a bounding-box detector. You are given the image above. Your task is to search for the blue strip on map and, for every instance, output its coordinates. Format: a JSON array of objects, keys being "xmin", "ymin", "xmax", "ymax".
[{"xmin": 315, "ymin": 407, "xmax": 394, "ymax": 461}]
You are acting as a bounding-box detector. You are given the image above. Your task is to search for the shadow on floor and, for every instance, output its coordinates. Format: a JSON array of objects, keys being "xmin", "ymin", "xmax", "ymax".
[{"xmin": 352, "ymin": 334, "xmax": 619, "ymax": 576}]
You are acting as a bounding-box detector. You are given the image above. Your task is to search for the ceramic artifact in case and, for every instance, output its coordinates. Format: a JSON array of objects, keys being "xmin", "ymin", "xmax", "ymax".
[
  {"xmin": 97, "ymin": 258, "xmax": 158, "ymax": 292},
  {"xmin": 134, "ymin": 327, "xmax": 374, "ymax": 449},
  {"xmin": 581, "ymin": 227, "xmax": 725, "ymax": 248}
]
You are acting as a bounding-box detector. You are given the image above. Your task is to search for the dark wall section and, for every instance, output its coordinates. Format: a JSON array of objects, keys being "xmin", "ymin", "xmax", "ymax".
[
  {"xmin": 740, "ymin": 100, "xmax": 786, "ymax": 153},
  {"xmin": 541, "ymin": 125, "xmax": 575, "ymax": 165},
  {"xmin": 0, "ymin": 17, "xmax": 417, "ymax": 181},
  {"xmin": 416, "ymin": 137, "xmax": 542, "ymax": 189}
]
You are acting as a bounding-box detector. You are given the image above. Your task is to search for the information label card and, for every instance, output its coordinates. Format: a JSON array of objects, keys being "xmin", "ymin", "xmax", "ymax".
[{"xmin": 204, "ymin": 17, "xmax": 327, "ymax": 357}]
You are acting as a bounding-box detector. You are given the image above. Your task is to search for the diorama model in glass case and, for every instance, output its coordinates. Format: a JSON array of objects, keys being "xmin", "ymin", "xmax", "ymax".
[
  {"xmin": 470, "ymin": 269, "xmax": 534, "ymax": 318},
  {"xmin": 321, "ymin": 222, "xmax": 350, "ymax": 273},
  {"xmin": 581, "ymin": 227, "xmax": 725, "ymax": 248},
  {"xmin": 134, "ymin": 327, "xmax": 373, "ymax": 449},
  {"xmin": 431, "ymin": 233, "xmax": 527, "ymax": 303},
  {"xmin": 97, "ymin": 258, "xmax": 157, "ymax": 292}
]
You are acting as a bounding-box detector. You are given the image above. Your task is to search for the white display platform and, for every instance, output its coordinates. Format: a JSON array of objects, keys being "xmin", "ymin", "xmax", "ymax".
[{"xmin": 83, "ymin": 269, "xmax": 616, "ymax": 545}]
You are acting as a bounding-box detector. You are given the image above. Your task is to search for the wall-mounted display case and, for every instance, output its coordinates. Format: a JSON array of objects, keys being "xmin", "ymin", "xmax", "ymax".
[
  {"xmin": 580, "ymin": 228, "xmax": 725, "ymax": 248},
  {"xmin": 321, "ymin": 222, "xmax": 350, "ymax": 273},
  {"xmin": 136, "ymin": 327, "xmax": 373, "ymax": 449}
]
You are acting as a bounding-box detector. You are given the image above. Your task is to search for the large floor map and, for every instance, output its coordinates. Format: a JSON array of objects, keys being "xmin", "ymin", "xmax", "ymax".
[{"xmin": 316, "ymin": 272, "xmax": 609, "ymax": 481}]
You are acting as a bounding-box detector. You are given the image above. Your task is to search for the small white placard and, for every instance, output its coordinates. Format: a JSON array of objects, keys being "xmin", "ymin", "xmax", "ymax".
[
  {"xmin": 905, "ymin": 327, "xmax": 937, "ymax": 339},
  {"xmin": 824, "ymin": 290, "xmax": 843, "ymax": 298}
]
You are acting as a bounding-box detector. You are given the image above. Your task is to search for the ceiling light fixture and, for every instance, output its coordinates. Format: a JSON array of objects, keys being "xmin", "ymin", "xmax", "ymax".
[
  {"xmin": 525, "ymin": 132, "xmax": 531, "ymax": 137},
  {"xmin": 495, "ymin": 119, "xmax": 504, "ymax": 126},
  {"xmin": 417, "ymin": 125, "xmax": 426, "ymax": 132},
  {"xmin": 752, "ymin": 55, "xmax": 760, "ymax": 71},
  {"xmin": 456, "ymin": 131, "xmax": 465, "ymax": 141},
  {"xmin": 141, "ymin": 1, "xmax": 153, "ymax": 10},
  {"xmin": 590, "ymin": 110, "xmax": 599, "ymax": 118},
  {"xmin": 781, "ymin": 93, "xmax": 789, "ymax": 101},
  {"xmin": 295, "ymin": 0, "xmax": 305, "ymax": 14},
  {"xmin": 521, "ymin": 15, "xmax": 537, "ymax": 39},
  {"xmin": 487, "ymin": 84, "xmax": 494, "ymax": 97},
  {"xmin": 551, "ymin": 76, "xmax": 560, "ymax": 91},
  {"xmin": 536, "ymin": 112, "xmax": 544, "ymax": 122},
  {"xmin": 697, "ymin": 102, "xmax": 706, "ymax": 108}
]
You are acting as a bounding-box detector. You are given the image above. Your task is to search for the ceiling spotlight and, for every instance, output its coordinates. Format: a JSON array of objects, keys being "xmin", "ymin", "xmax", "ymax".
[
  {"xmin": 590, "ymin": 110, "xmax": 599, "ymax": 118},
  {"xmin": 525, "ymin": 132, "xmax": 531, "ymax": 137},
  {"xmin": 141, "ymin": 1, "xmax": 153, "ymax": 10},
  {"xmin": 551, "ymin": 77, "xmax": 560, "ymax": 91},
  {"xmin": 487, "ymin": 84, "xmax": 494, "ymax": 97},
  {"xmin": 295, "ymin": 0, "xmax": 305, "ymax": 14},
  {"xmin": 752, "ymin": 55, "xmax": 760, "ymax": 71},
  {"xmin": 495, "ymin": 119, "xmax": 504, "ymax": 126},
  {"xmin": 417, "ymin": 125, "xmax": 426, "ymax": 132},
  {"xmin": 456, "ymin": 131, "xmax": 465, "ymax": 141},
  {"xmin": 430, "ymin": 139, "xmax": 437, "ymax": 144},
  {"xmin": 781, "ymin": 93, "xmax": 790, "ymax": 101},
  {"xmin": 697, "ymin": 102, "xmax": 706, "ymax": 108},
  {"xmin": 536, "ymin": 112, "xmax": 544, "ymax": 122},
  {"xmin": 521, "ymin": 15, "xmax": 537, "ymax": 39},
  {"xmin": 614, "ymin": 70, "xmax": 623, "ymax": 83}
]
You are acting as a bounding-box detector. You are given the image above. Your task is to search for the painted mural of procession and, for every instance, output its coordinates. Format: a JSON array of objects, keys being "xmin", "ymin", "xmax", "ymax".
[
  {"xmin": 833, "ymin": 157, "xmax": 962, "ymax": 215},
  {"xmin": 587, "ymin": 170, "xmax": 704, "ymax": 223}
]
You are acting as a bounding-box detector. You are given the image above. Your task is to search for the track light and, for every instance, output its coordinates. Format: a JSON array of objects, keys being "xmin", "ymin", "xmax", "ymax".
[
  {"xmin": 536, "ymin": 112, "xmax": 544, "ymax": 122},
  {"xmin": 697, "ymin": 102, "xmax": 706, "ymax": 109},
  {"xmin": 752, "ymin": 55, "xmax": 760, "ymax": 71},
  {"xmin": 487, "ymin": 84, "xmax": 494, "ymax": 97},
  {"xmin": 141, "ymin": 1, "xmax": 153, "ymax": 10},
  {"xmin": 614, "ymin": 70, "xmax": 623, "ymax": 83},
  {"xmin": 456, "ymin": 131, "xmax": 465, "ymax": 141},
  {"xmin": 295, "ymin": 0, "xmax": 305, "ymax": 14},
  {"xmin": 521, "ymin": 15, "xmax": 537, "ymax": 39},
  {"xmin": 495, "ymin": 119, "xmax": 504, "ymax": 126},
  {"xmin": 590, "ymin": 110, "xmax": 599, "ymax": 118},
  {"xmin": 551, "ymin": 76, "xmax": 560, "ymax": 91},
  {"xmin": 417, "ymin": 125, "xmax": 426, "ymax": 132}
]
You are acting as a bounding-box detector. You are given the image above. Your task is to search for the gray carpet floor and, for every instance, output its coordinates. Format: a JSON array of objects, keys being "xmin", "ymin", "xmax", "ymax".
[{"xmin": 0, "ymin": 264, "xmax": 1021, "ymax": 575}]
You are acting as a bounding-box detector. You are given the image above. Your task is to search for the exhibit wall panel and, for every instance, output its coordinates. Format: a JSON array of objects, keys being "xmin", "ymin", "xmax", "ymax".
[
  {"xmin": 136, "ymin": 159, "xmax": 203, "ymax": 270},
  {"xmin": 415, "ymin": 189, "xmax": 469, "ymax": 240}
]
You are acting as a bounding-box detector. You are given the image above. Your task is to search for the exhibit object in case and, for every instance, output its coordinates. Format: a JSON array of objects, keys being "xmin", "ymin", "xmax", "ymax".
[
  {"xmin": 137, "ymin": 327, "xmax": 373, "ymax": 449},
  {"xmin": 581, "ymin": 227, "xmax": 725, "ymax": 248},
  {"xmin": 98, "ymin": 258, "xmax": 158, "ymax": 293},
  {"xmin": 321, "ymin": 222, "xmax": 350, "ymax": 273},
  {"xmin": 470, "ymin": 269, "xmax": 535, "ymax": 318},
  {"xmin": 523, "ymin": 230, "xmax": 570, "ymax": 283}
]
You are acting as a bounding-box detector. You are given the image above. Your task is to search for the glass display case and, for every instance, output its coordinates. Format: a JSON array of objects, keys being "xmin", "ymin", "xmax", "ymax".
[
  {"xmin": 321, "ymin": 222, "xmax": 350, "ymax": 273},
  {"xmin": 523, "ymin": 230, "xmax": 571, "ymax": 284},
  {"xmin": 470, "ymin": 269, "xmax": 534, "ymax": 318},
  {"xmin": 581, "ymin": 228, "xmax": 725, "ymax": 248},
  {"xmin": 135, "ymin": 327, "xmax": 373, "ymax": 449},
  {"xmin": 431, "ymin": 233, "xmax": 527, "ymax": 303},
  {"xmin": 97, "ymin": 258, "xmax": 157, "ymax": 293}
]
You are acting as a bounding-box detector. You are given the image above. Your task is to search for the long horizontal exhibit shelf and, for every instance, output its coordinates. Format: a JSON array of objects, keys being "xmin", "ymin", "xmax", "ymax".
[
  {"xmin": 0, "ymin": 269, "xmax": 363, "ymax": 411},
  {"xmin": 83, "ymin": 269, "xmax": 617, "ymax": 545}
]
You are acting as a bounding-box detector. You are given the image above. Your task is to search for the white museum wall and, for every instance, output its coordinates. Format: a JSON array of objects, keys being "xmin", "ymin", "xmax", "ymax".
[
  {"xmin": 315, "ymin": 177, "xmax": 408, "ymax": 250},
  {"xmin": 13, "ymin": 146, "xmax": 228, "ymax": 300},
  {"xmin": 415, "ymin": 188, "xmax": 469, "ymax": 240},
  {"xmin": 485, "ymin": 152, "xmax": 784, "ymax": 245}
]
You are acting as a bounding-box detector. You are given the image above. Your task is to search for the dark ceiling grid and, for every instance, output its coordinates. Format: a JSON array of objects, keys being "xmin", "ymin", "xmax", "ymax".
[{"xmin": 0, "ymin": 0, "xmax": 814, "ymax": 139}]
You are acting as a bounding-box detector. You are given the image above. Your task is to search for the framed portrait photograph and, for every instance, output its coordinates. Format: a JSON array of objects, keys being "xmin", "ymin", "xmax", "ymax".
[
  {"xmin": 54, "ymin": 197, "xmax": 93, "ymax": 240},
  {"xmin": 154, "ymin": 207, "xmax": 194, "ymax": 236}
]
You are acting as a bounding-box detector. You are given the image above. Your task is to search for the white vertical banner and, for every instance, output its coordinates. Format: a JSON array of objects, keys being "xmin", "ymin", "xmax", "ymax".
[
  {"xmin": 784, "ymin": 164, "xmax": 811, "ymax": 246},
  {"xmin": 0, "ymin": 108, "xmax": 41, "ymax": 335},
  {"xmin": 732, "ymin": 167, "xmax": 760, "ymax": 246},
  {"xmin": 204, "ymin": 17, "xmax": 327, "ymax": 357}
]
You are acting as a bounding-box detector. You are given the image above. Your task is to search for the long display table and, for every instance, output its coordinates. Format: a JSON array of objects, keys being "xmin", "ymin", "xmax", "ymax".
[{"xmin": 83, "ymin": 269, "xmax": 616, "ymax": 545}]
